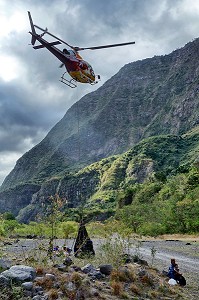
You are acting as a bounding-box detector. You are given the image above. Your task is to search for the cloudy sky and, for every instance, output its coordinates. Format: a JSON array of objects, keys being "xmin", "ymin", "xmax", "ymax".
[{"xmin": 1, "ymin": 0, "xmax": 199, "ymax": 185}]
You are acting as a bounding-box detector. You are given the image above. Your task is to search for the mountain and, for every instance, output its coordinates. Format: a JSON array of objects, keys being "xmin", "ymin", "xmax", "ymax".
[
  {"xmin": 7, "ymin": 127, "xmax": 199, "ymax": 223},
  {"xmin": 0, "ymin": 38, "xmax": 199, "ymax": 220}
]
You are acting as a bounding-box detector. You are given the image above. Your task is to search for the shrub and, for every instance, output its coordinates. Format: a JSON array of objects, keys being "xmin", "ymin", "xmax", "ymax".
[
  {"xmin": 130, "ymin": 283, "xmax": 141, "ymax": 295},
  {"xmin": 71, "ymin": 272, "xmax": 82, "ymax": 288},
  {"xmin": 111, "ymin": 281, "xmax": 123, "ymax": 296},
  {"xmin": 48, "ymin": 288, "xmax": 58, "ymax": 300},
  {"xmin": 138, "ymin": 222, "xmax": 166, "ymax": 236},
  {"xmin": 61, "ymin": 221, "xmax": 77, "ymax": 239}
]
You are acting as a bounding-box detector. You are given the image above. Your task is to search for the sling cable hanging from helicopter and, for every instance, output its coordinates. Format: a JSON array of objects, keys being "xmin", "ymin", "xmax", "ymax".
[{"xmin": 76, "ymin": 101, "xmax": 81, "ymax": 162}]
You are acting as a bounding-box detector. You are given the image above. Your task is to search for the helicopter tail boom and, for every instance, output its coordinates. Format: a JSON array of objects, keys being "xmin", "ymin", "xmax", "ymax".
[{"xmin": 28, "ymin": 11, "xmax": 37, "ymax": 45}]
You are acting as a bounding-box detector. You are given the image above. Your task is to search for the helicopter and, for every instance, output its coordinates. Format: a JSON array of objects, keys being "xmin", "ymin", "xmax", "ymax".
[{"xmin": 28, "ymin": 11, "xmax": 135, "ymax": 88}]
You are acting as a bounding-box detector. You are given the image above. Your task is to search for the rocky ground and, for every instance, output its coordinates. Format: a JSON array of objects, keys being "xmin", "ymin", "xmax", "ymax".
[
  {"xmin": 137, "ymin": 237, "xmax": 199, "ymax": 299},
  {"xmin": 0, "ymin": 235, "xmax": 198, "ymax": 299}
]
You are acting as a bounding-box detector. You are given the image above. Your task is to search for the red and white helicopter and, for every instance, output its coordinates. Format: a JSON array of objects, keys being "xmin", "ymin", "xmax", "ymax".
[{"xmin": 28, "ymin": 11, "xmax": 135, "ymax": 88}]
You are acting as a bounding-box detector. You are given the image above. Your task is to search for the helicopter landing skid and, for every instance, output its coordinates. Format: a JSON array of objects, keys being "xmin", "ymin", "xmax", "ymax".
[{"xmin": 59, "ymin": 73, "xmax": 77, "ymax": 88}]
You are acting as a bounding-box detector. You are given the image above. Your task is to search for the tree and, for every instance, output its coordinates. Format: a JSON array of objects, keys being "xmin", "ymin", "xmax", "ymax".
[
  {"xmin": 41, "ymin": 194, "xmax": 66, "ymax": 258},
  {"xmin": 3, "ymin": 212, "xmax": 16, "ymax": 220}
]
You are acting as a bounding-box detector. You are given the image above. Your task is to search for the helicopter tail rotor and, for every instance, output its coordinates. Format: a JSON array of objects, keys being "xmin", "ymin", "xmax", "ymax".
[{"xmin": 28, "ymin": 11, "xmax": 37, "ymax": 45}]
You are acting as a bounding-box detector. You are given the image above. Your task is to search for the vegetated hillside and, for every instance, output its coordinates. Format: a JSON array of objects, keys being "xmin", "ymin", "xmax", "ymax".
[
  {"xmin": 1, "ymin": 38, "xmax": 199, "ymax": 192},
  {"xmin": 4, "ymin": 126, "xmax": 199, "ymax": 227}
]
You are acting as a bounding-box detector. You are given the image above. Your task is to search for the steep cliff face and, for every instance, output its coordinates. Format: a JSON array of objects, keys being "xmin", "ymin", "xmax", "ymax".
[
  {"xmin": 13, "ymin": 127, "xmax": 199, "ymax": 223},
  {"xmin": 0, "ymin": 184, "xmax": 40, "ymax": 216},
  {"xmin": 1, "ymin": 38, "xmax": 199, "ymax": 191}
]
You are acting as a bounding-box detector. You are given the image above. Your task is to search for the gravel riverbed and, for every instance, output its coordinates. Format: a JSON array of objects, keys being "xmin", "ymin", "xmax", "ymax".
[{"xmin": 1, "ymin": 236, "xmax": 199, "ymax": 299}]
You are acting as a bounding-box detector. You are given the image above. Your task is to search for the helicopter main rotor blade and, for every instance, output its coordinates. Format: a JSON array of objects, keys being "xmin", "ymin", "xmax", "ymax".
[
  {"xmin": 34, "ymin": 24, "xmax": 75, "ymax": 49},
  {"xmin": 75, "ymin": 41, "xmax": 135, "ymax": 51},
  {"xmin": 33, "ymin": 23, "xmax": 135, "ymax": 53}
]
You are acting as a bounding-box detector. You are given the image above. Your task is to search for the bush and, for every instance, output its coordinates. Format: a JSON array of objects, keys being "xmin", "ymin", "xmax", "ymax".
[
  {"xmin": 138, "ymin": 222, "xmax": 166, "ymax": 236},
  {"xmin": 3, "ymin": 212, "xmax": 15, "ymax": 220},
  {"xmin": 60, "ymin": 221, "xmax": 77, "ymax": 239}
]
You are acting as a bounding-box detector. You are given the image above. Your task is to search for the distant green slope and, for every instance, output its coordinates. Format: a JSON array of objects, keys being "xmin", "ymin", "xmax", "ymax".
[{"xmin": 12, "ymin": 126, "xmax": 199, "ymax": 227}]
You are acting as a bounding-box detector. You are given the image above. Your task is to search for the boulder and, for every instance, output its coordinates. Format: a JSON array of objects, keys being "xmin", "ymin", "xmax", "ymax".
[
  {"xmin": 99, "ymin": 264, "xmax": 113, "ymax": 275},
  {"xmin": 1, "ymin": 265, "xmax": 36, "ymax": 283}
]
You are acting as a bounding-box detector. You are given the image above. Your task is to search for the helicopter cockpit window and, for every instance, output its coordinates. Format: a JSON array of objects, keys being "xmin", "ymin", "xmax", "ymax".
[
  {"xmin": 63, "ymin": 49, "xmax": 70, "ymax": 55},
  {"xmin": 69, "ymin": 50, "xmax": 76, "ymax": 56}
]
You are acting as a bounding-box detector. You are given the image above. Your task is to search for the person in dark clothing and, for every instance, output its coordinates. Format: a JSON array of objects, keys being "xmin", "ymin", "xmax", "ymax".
[
  {"xmin": 167, "ymin": 258, "xmax": 186, "ymax": 286},
  {"xmin": 168, "ymin": 258, "xmax": 177, "ymax": 279}
]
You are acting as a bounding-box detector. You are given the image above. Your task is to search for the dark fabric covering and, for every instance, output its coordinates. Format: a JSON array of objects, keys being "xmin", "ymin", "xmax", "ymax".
[{"xmin": 74, "ymin": 222, "xmax": 95, "ymax": 257}]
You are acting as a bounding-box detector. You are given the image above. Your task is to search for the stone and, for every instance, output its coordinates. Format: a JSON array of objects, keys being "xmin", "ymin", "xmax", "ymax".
[
  {"xmin": 57, "ymin": 291, "xmax": 64, "ymax": 298},
  {"xmin": 33, "ymin": 285, "xmax": 44, "ymax": 293},
  {"xmin": 22, "ymin": 281, "xmax": 33, "ymax": 290},
  {"xmin": 1, "ymin": 265, "xmax": 36, "ymax": 283},
  {"xmin": 23, "ymin": 290, "xmax": 32, "ymax": 299},
  {"xmin": 11, "ymin": 265, "xmax": 36, "ymax": 279},
  {"xmin": 0, "ymin": 274, "xmax": 10, "ymax": 287},
  {"xmin": 82, "ymin": 264, "xmax": 96, "ymax": 274},
  {"xmin": 45, "ymin": 273, "xmax": 56, "ymax": 281},
  {"xmin": 56, "ymin": 264, "xmax": 68, "ymax": 272},
  {"xmin": 2, "ymin": 269, "xmax": 31, "ymax": 282},
  {"xmin": 90, "ymin": 288, "xmax": 100, "ymax": 296},
  {"xmin": 99, "ymin": 264, "xmax": 113, "ymax": 275},
  {"xmin": 67, "ymin": 281, "xmax": 75, "ymax": 291},
  {"xmin": 0, "ymin": 258, "xmax": 12, "ymax": 270},
  {"xmin": 88, "ymin": 270, "xmax": 104, "ymax": 280},
  {"xmin": 63, "ymin": 257, "xmax": 73, "ymax": 266},
  {"xmin": 138, "ymin": 269, "xmax": 147, "ymax": 277},
  {"xmin": 70, "ymin": 265, "xmax": 81, "ymax": 272},
  {"xmin": 23, "ymin": 290, "xmax": 33, "ymax": 298},
  {"xmin": 133, "ymin": 257, "xmax": 148, "ymax": 265},
  {"xmin": 32, "ymin": 296, "xmax": 42, "ymax": 300}
]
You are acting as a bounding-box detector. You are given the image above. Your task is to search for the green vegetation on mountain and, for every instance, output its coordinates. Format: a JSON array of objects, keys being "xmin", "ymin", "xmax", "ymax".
[
  {"xmin": 73, "ymin": 128, "xmax": 199, "ymax": 235},
  {"xmin": 3, "ymin": 127, "xmax": 196, "ymax": 235}
]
